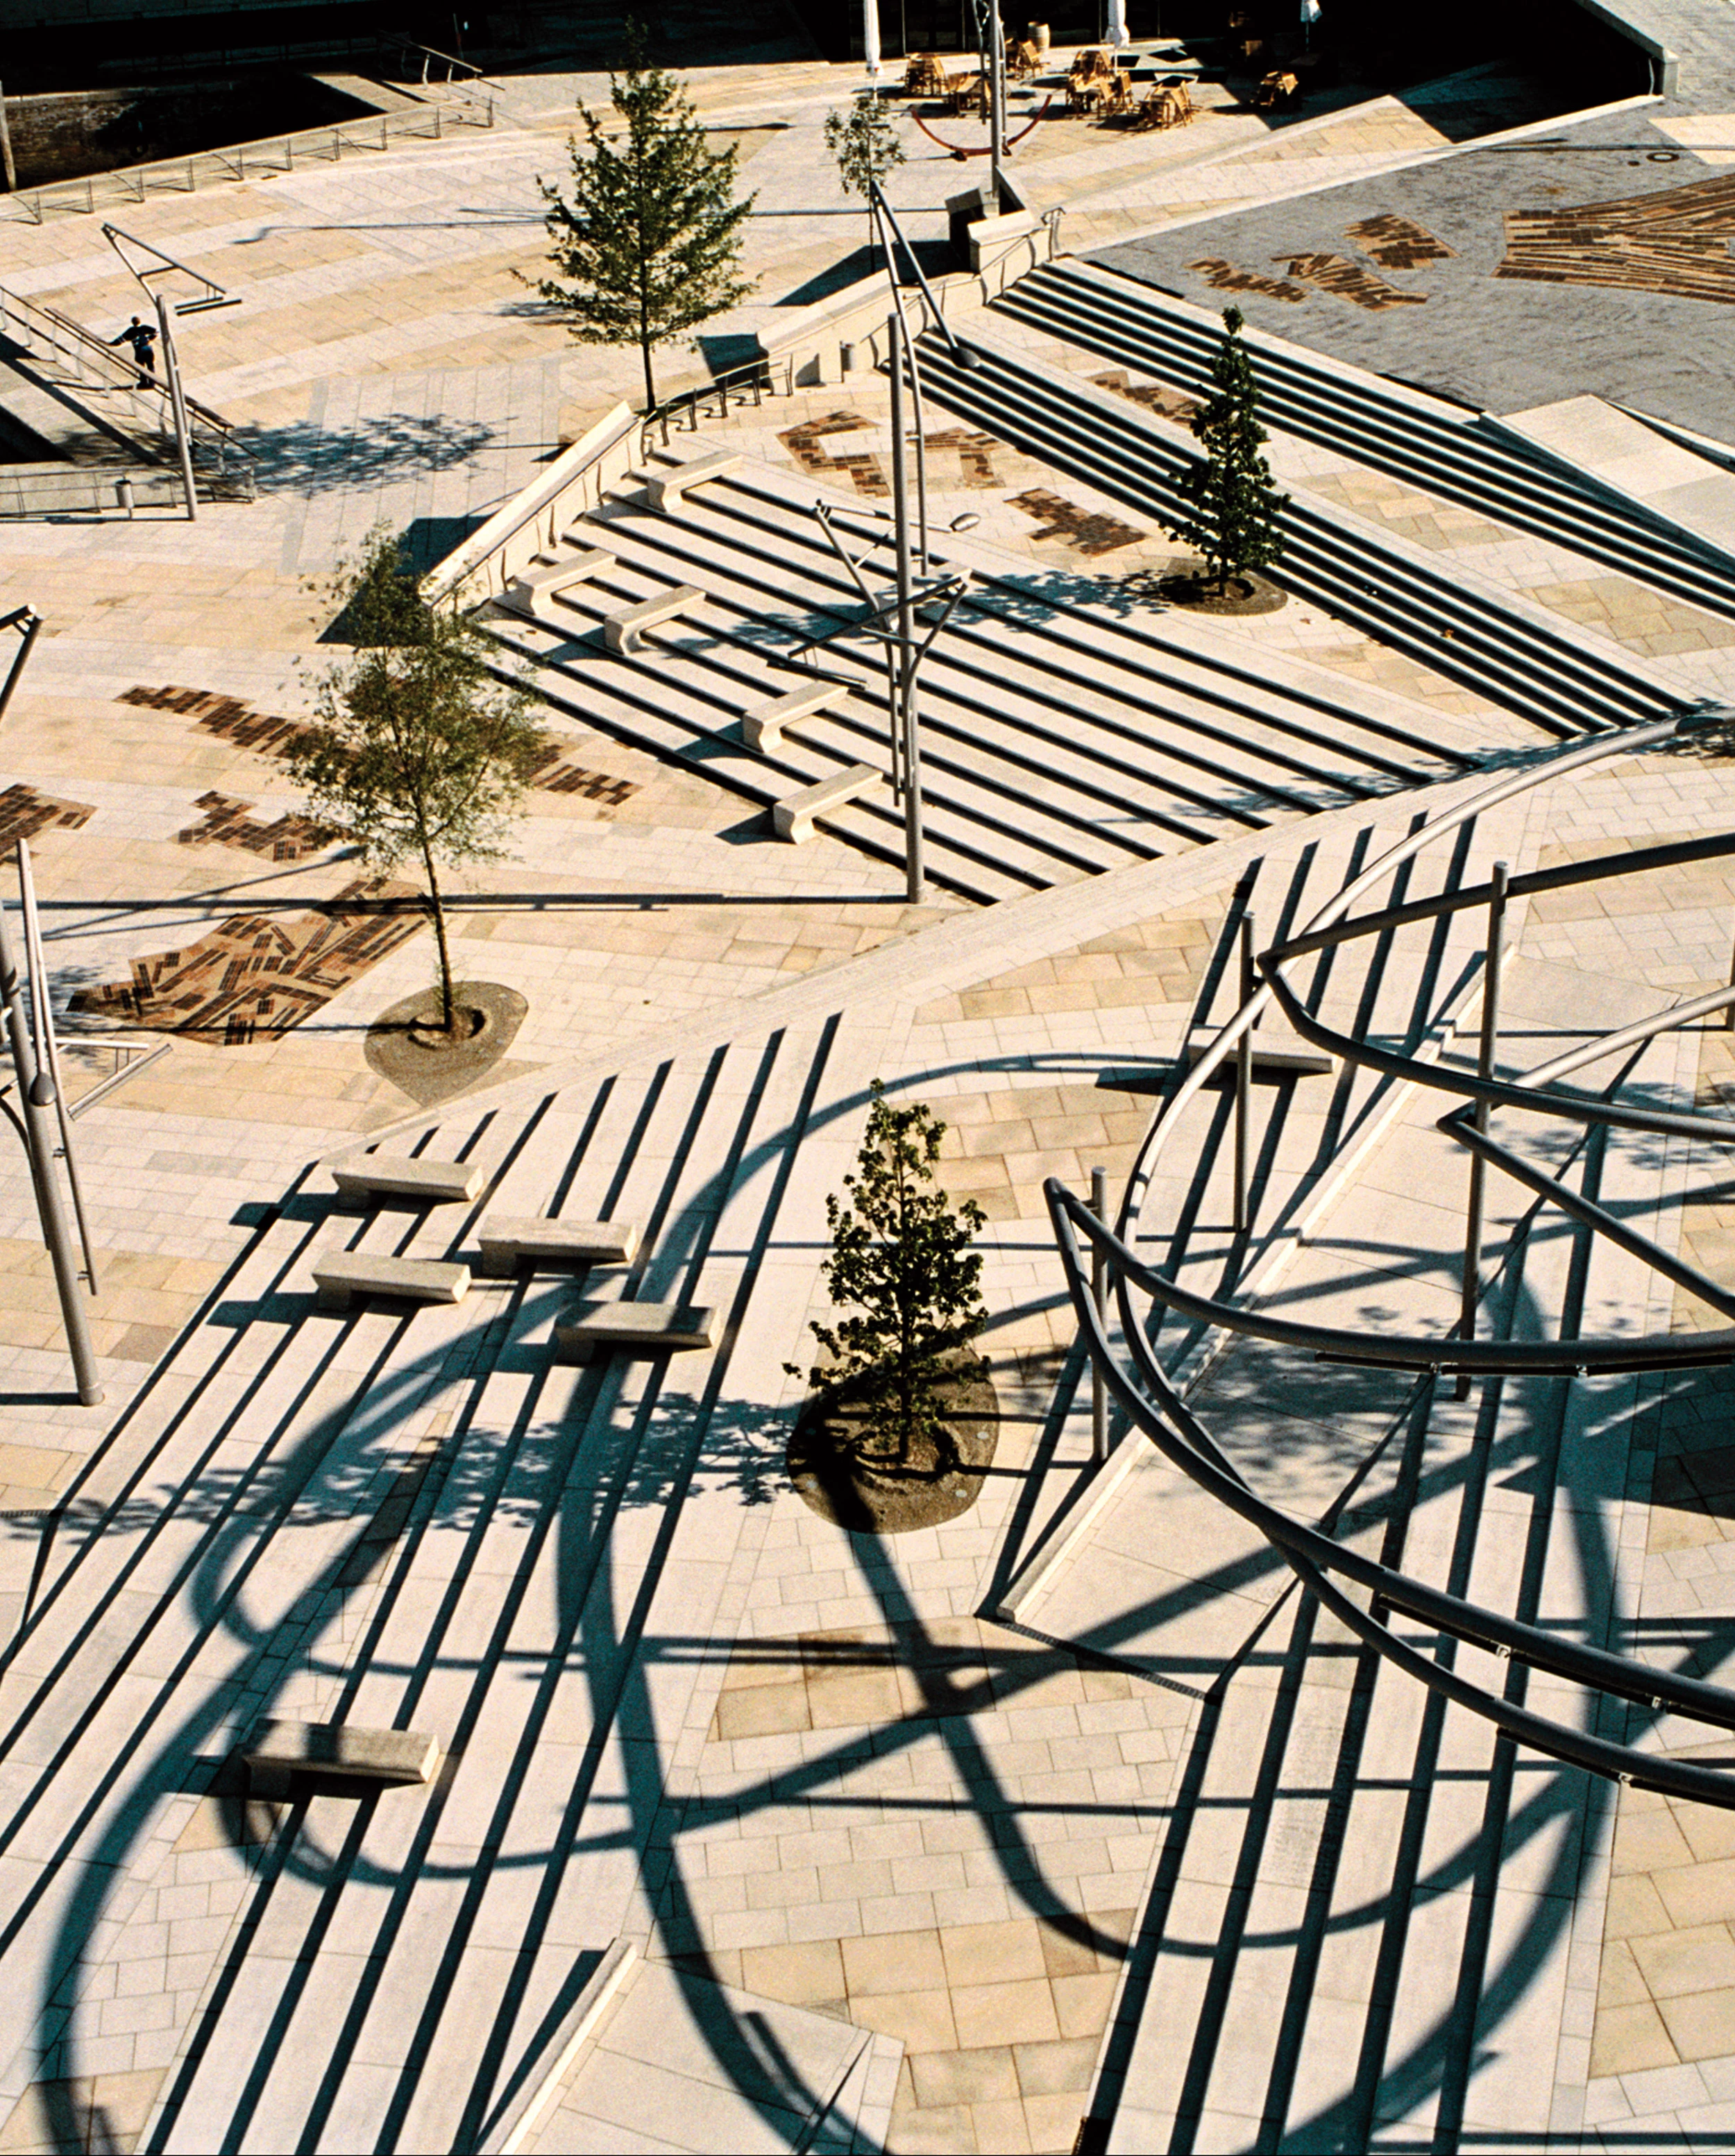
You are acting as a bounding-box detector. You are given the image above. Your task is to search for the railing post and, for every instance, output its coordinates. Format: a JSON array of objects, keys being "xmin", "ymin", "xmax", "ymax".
[
  {"xmin": 1234, "ymin": 909, "xmax": 1255, "ymax": 1234},
  {"xmin": 1457, "ymin": 859, "xmax": 1509, "ymax": 1396},
  {"xmin": 1091, "ymin": 1163, "xmax": 1108, "ymax": 1462}
]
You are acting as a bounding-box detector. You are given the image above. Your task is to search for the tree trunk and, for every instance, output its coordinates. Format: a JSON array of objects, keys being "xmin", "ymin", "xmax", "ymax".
[
  {"xmin": 641, "ymin": 335, "xmax": 657, "ymax": 411},
  {"xmin": 421, "ymin": 840, "xmax": 457, "ymax": 1035}
]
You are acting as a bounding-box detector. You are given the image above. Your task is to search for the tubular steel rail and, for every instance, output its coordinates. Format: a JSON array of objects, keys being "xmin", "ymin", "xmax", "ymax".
[{"xmin": 1049, "ymin": 707, "xmax": 1735, "ymax": 1807}]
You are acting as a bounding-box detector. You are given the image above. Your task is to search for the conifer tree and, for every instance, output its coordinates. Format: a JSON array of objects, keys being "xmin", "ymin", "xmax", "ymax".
[
  {"xmin": 790, "ymin": 1081, "xmax": 988, "ymax": 1468},
  {"xmin": 1166, "ymin": 305, "xmax": 1289, "ymax": 595},
  {"xmin": 534, "ymin": 24, "xmax": 756, "ymax": 410},
  {"xmin": 824, "ymin": 92, "xmax": 905, "ymax": 248}
]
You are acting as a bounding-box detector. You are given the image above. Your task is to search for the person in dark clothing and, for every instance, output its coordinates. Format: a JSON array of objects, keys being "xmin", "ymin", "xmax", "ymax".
[{"xmin": 110, "ymin": 315, "xmax": 157, "ymax": 387}]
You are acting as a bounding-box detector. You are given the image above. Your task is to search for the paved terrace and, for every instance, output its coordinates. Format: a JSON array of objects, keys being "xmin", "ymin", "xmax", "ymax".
[{"xmin": 0, "ymin": 23, "xmax": 1731, "ymax": 2155}]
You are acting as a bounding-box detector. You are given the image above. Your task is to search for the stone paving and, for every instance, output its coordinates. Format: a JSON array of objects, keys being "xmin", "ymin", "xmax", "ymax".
[{"xmin": 0, "ymin": 21, "xmax": 1732, "ymax": 2156}]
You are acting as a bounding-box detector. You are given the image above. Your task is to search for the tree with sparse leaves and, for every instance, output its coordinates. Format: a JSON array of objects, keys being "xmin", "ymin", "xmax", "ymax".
[
  {"xmin": 824, "ymin": 92, "xmax": 905, "ymax": 247},
  {"xmin": 534, "ymin": 22, "xmax": 756, "ymax": 410},
  {"xmin": 789, "ymin": 1081, "xmax": 988, "ymax": 1468},
  {"xmin": 1166, "ymin": 305, "xmax": 1289, "ymax": 594},
  {"xmin": 290, "ymin": 529, "xmax": 548, "ymax": 1039}
]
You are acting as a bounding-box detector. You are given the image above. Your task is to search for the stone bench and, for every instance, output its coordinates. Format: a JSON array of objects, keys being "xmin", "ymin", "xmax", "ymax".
[
  {"xmin": 642, "ymin": 449, "xmax": 740, "ymax": 512},
  {"xmin": 603, "ymin": 585, "xmax": 703, "ymax": 656},
  {"xmin": 772, "ymin": 764, "xmax": 886, "ymax": 844},
  {"xmin": 242, "ymin": 1717, "xmax": 439, "ymax": 1800},
  {"xmin": 314, "ymin": 1252, "xmax": 471, "ymax": 1312},
  {"xmin": 500, "ymin": 545, "xmax": 615, "ymax": 620},
  {"xmin": 742, "ymin": 679, "xmax": 848, "ymax": 755},
  {"xmin": 555, "ymin": 1299, "xmax": 718, "ymax": 1364},
  {"xmin": 477, "ymin": 1215, "xmax": 640, "ymax": 1278},
  {"xmin": 332, "ymin": 1153, "xmax": 484, "ymax": 1206}
]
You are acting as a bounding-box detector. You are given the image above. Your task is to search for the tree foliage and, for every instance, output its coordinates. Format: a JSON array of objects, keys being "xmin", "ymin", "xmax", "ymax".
[
  {"xmin": 291, "ymin": 529, "xmax": 548, "ymax": 1036},
  {"xmin": 1166, "ymin": 305, "xmax": 1289, "ymax": 593},
  {"xmin": 823, "ymin": 93, "xmax": 905, "ymax": 244},
  {"xmin": 790, "ymin": 1080, "xmax": 988, "ymax": 1466},
  {"xmin": 534, "ymin": 23, "xmax": 756, "ymax": 409}
]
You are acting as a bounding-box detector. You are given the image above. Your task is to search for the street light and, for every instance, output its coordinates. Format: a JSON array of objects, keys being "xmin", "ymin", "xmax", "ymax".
[{"xmin": 852, "ymin": 182, "xmax": 985, "ymax": 903}]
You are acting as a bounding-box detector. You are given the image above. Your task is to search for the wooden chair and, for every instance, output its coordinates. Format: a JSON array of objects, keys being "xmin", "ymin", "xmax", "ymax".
[
  {"xmin": 946, "ymin": 68, "xmax": 986, "ymax": 115},
  {"xmin": 1255, "ymin": 67, "xmax": 1300, "ymax": 108},
  {"xmin": 1135, "ymin": 81, "xmax": 1194, "ymax": 129},
  {"xmin": 1006, "ymin": 37, "xmax": 1042, "ymax": 79},
  {"xmin": 904, "ymin": 52, "xmax": 947, "ymax": 96},
  {"xmin": 1069, "ymin": 44, "xmax": 1112, "ymax": 83},
  {"xmin": 1095, "ymin": 68, "xmax": 1133, "ymax": 118}
]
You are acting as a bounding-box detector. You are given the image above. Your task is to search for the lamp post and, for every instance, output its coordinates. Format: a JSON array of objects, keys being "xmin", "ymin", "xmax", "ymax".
[{"xmin": 860, "ymin": 181, "xmax": 983, "ymax": 903}]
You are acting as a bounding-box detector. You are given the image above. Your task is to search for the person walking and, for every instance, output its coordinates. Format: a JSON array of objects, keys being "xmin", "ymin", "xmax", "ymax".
[{"xmin": 110, "ymin": 314, "xmax": 157, "ymax": 387}]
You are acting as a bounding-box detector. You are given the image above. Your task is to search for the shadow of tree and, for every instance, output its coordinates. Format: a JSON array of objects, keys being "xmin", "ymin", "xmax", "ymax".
[{"xmin": 238, "ymin": 410, "xmax": 496, "ymax": 499}]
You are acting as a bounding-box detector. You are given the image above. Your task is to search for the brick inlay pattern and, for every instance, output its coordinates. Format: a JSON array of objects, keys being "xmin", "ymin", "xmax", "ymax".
[
  {"xmin": 176, "ymin": 791, "xmax": 332, "ymax": 863},
  {"xmin": 1497, "ymin": 174, "xmax": 1735, "ymax": 304},
  {"xmin": 1010, "ymin": 488, "xmax": 1146, "ymax": 557},
  {"xmin": 1188, "ymin": 256, "xmax": 1307, "ymax": 303},
  {"xmin": 69, "ymin": 881, "xmax": 425, "ymax": 1046},
  {"xmin": 1345, "ymin": 212, "xmax": 1456, "ymax": 269},
  {"xmin": 1276, "ymin": 251, "xmax": 1429, "ymax": 310},
  {"xmin": 0, "ymin": 783, "xmax": 93, "ymax": 849}
]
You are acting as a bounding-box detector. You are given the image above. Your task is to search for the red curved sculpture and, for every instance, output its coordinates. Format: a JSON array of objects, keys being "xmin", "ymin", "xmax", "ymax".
[{"xmin": 911, "ymin": 96, "xmax": 1051, "ymax": 159}]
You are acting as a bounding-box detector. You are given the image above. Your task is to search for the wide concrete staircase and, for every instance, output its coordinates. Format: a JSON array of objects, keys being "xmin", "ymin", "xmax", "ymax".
[
  {"xmin": 0, "ymin": 1012, "xmax": 845, "ymax": 2151},
  {"xmin": 477, "ymin": 454, "xmax": 1502, "ymax": 905},
  {"xmin": 912, "ymin": 328, "xmax": 1691, "ymax": 742},
  {"xmin": 1010, "ymin": 813, "xmax": 1686, "ymax": 2150},
  {"xmin": 998, "ymin": 260, "xmax": 1735, "ymax": 620}
]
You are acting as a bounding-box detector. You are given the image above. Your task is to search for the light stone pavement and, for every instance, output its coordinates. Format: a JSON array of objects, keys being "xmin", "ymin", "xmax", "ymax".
[{"xmin": 0, "ymin": 26, "xmax": 1732, "ymax": 2156}]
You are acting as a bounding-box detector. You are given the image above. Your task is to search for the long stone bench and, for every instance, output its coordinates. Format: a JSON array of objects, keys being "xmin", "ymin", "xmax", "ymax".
[
  {"xmin": 242, "ymin": 1717, "xmax": 439, "ymax": 1799},
  {"xmin": 477, "ymin": 1215, "xmax": 640, "ymax": 1278},
  {"xmin": 642, "ymin": 449, "xmax": 740, "ymax": 511},
  {"xmin": 555, "ymin": 1299, "xmax": 718, "ymax": 1364},
  {"xmin": 332, "ymin": 1153, "xmax": 484, "ymax": 1206},
  {"xmin": 603, "ymin": 585, "xmax": 703, "ymax": 656},
  {"xmin": 742, "ymin": 679, "xmax": 849, "ymax": 754},
  {"xmin": 773, "ymin": 764, "xmax": 885, "ymax": 844},
  {"xmin": 314, "ymin": 1252, "xmax": 471, "ymax": 1312},
  {"xmin": 500, "ymin": 545, "xmax": 615, "ymax": 620}
]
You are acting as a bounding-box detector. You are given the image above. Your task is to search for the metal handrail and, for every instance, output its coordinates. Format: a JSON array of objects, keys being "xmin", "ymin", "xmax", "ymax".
[
  {"xmin": 638, "ymin": 353, "xmax": 795, "ymax": 456},
  {"xmin": 1049, "ymin": 707, "xmax": 1735, "ymax": 1806},
  {"xmin": 1049, "ymin": 1185, "xmax": 1735, "ymax": 1810}
]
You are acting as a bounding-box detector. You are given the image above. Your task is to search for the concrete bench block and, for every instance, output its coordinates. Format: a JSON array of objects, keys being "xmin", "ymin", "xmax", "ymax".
[
  {"xmin": 643, "ymin": 449, "xmax": 740, "ymax": 511},
  {"xmin": 477, "ymin": 1215, "xmax": 640, "ymax": 1278},
  {"xmin": 773, "ymin": 763, "xmax": 886, "ymax": 844},
  {"xmin": 742, "ymin": 679, "xmax": 849, "ymax": 754},
  {"xmin": 243, "ymin": 1717, "xmax": 439, "ymax": 1799},
  {"xmin": 332, "ymin": 1153, "xmax": 484, "ymax": 1206},
  {"xmin": 555, "ymin": 1299, "xmax": 718, "ymax": 1364},
  {"xmin": 314, "ymin": 1253, "xmax": 471, "ymax": 1312},
  {"xmin": 603, "ymin": 584, "xmax": 703, "ymax": 656},
  {"xmin": 501, "ymin": 545, "xmax": 615, "ymax": 617}
]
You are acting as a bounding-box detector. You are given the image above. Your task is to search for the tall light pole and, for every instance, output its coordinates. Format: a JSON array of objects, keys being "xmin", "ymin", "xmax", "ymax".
[{"xmin": 862, "ymin": 180, "xmax": 982, "ymax": 903}]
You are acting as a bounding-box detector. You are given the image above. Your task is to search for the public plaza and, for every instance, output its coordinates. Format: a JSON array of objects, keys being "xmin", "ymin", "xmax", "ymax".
[{"xmin": 0, "ymin": 0, "xmax": 1734, "ymax": 2147}]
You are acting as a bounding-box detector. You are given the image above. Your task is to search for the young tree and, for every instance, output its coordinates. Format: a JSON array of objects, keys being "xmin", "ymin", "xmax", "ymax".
[
  {"xmin": 1165, "ymin": 305, "xmax": 1289, "ymax": 595},
  {"xmin": 789, "ymin": 1080, "xmax": 988, "ymax": 1468},
  {"xmin": 824, "ymin": 92, "xmax": 905, "ymax": 248},
  {"xmin": 534, "ymin": 24, "xmax": 757, "ymax": 410},
  {"xmin": 290, "ymin": 529, "xmax": 548, "ymax": 1039}
]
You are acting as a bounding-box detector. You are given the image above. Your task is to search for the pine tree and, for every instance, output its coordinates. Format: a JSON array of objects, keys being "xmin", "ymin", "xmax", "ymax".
[
  {"xmin": 1166, "ymin": 305, "xmax": 1289, "ymax": 595},
  {"xmin": 534, "ymin": 24, "xmax": 756, "ymax": 411},
  {"xmin": 824, "ymin": 92, "xmax": 905, "ymax": 248},
  {"xmin": 790, "ymin": 1081, "xmax": 988, "ymax": 1468}
]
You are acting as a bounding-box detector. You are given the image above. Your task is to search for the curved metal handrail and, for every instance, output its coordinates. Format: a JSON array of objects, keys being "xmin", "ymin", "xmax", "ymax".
[
  {"xmin": 1049, "ymin": 1185, "xmax": 1735, "ymax": 1808},
  {"xmin": 1053, "ymin": 708, "xmax": 1735, "ymax": 1803}
]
